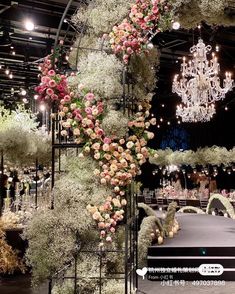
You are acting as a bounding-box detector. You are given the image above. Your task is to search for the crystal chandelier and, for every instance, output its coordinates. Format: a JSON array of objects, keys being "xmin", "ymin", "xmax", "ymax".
[
  {"xmin": 173, "ymin": 39, "xmax": 234, "ymax": 122},
  {"xmin": 176, "ymin": 103, "xmax": 215, "ymax": 123}
]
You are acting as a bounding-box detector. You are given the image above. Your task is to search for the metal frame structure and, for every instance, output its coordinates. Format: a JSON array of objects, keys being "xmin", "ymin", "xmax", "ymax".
[{"xmin": 47, "ymin": 1, "xmax": 139, "ymax": 293}]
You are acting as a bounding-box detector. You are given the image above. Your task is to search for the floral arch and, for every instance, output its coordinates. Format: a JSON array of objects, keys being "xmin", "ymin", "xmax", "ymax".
[{"xmin": 25, "ymin": 0, "xmax": 235, "ymax": 293}]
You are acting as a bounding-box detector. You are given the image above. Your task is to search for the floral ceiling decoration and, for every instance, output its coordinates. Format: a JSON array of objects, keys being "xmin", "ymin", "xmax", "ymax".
[{"xmin": 150, "ymin": 146, "xmax": 235, "ymax": 167}]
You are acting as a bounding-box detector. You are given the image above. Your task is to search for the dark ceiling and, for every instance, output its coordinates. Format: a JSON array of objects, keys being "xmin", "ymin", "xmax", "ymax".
[
  {"xmin": 0, "ymin": 0, "xmax": 84, "ymax": 102},
  {"xmin": 0, "ymin": 1, "xmax": 235, "ymax": 148}
]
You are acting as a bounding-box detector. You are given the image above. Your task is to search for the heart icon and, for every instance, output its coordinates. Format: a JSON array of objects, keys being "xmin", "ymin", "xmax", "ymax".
[{"xmin": 136, "ymin": 267, "xmax": 148, "ymax": 279}]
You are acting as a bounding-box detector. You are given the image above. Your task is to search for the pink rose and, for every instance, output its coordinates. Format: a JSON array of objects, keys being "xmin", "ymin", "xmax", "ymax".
[
  {"xmin": 85, "ymin": 92, "xmax": 95, "ymax": 101},
  {"xmin": 46, "ymin": 88, "xmax": 54, "ymax": 96},
  {"xmin": 48, "ymin": 70, "xmax": 55, "ymax": 76},
  {"xmin": 51, "ymin": 94, "xmax": 58, "ymax": 100},
  {"xmin": 104, "ymin": 137, "xmax": 112, "ymax": 144},
  {"xmin": 64, "ymin": 95, "xmax": 71, "ymax": 102}
]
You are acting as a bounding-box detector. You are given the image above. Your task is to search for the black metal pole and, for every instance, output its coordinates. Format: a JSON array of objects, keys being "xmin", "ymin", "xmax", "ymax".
[
  {"xmin": 74, "ymin": 255, "xmax": 77, "ymax": 294},
  {"xmin": 35, "ymin": 158, "xmax": 38, "ymax": 208},
  {"xmin": 48, "ymin": 279, "xmax": 52, "ymax": 294},
  {"xmin": 0, "ymin": 151, "xmax": 3, "ymax": 216}
]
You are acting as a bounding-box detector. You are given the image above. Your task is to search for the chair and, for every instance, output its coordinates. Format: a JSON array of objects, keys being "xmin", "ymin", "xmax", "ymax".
[
  {"xmin": 200, "ymin": 200, "xmax": 208, "ymax": 210},
  {"xmin": 156, "ymin": 198, "xmax": 164, "ymax": 210},
  {"xmin": 167, "ymin": 198, "xmax": 174, "ymax": 205},
  {"xmin": 179, "ymin": 199, "xmax": 187, "ymax": 208},
  {"xmin": 144, "ymin": 195, "xmax": 152, "ymax": 205}
]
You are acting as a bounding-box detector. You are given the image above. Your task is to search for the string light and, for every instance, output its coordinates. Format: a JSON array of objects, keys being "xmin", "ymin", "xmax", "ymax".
[
  {"xmin": 225, "ymin": 106, "xmax": 228, "ymax": 111},
  {"xmin": 12, "ymin": 51, "xmax": 15, "ymax": 55},
  {"xmin": 5, "ymin": 68, "xmax": 10, "ymax": 75},
  {"xmin": 161, "ymin": 104, "xmax": 165, "ymax": 108},
  {"xmin": 9, "ymin": 73, "xmax": 13, "ymax": 79},
  {"xmin": 167, "ymin": 121, "xmax": 171, "ymax": 125},
  {"xmin": 34, "ymin": 94, "xmax": 39, "ymax": 100},
  {"xmin": 157, "ymin": 125, "xmax": 160, "ymax": 128},
  {"xmin": 160, "ymin": 118, "xmax": 163, "ymax": 122}
]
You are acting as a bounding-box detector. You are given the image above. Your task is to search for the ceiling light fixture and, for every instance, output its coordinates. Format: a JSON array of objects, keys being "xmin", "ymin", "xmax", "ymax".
[
  {"xmin": 24, "ymin": 19, "xmax": 35, "ymax": 31},
  {"xmin": 173, "ymin": 39, "xmax": 234, "ymax": 122}
]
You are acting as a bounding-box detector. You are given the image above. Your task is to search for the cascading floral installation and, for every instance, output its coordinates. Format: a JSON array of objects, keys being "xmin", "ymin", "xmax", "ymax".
[
  {"xmin": 109, "ymin": 0, "xmax": 171, "ymax": 63},
  {"xmin": 34, "ymin": 0, "xmax": 165, "ymax": 247},
  {"xmin": 56, "ymin": 77, "xmax": 157, "ymax": 244},
  {"xmin": 35, "ymin": 53, "xmax": 69, "ymax": 102}
]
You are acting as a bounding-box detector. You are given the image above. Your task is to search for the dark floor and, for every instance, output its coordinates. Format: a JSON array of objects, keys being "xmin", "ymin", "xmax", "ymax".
[
  {"xmin": 1, "ymin": 275, "xmax": 235, "ymax": 294},
  {"xmin": 0, "ymin": 275, "xmax": 47, "ymax": 294},
  {"xmin": 138, "ymin": 279, "xmax": 235, "ymax": 294}
]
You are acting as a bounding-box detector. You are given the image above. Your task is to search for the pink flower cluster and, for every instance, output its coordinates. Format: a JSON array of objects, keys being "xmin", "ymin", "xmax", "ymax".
[
  {"xmin": 87, "ymin": 197, "xmax": 127, "ymax": 244},
  {"xmin": 59, "ymin": 84, "xmax": 156, "ymax": 244},
  {"xmin": 35, "ymin": 57, "xmax": 69, "ymax": 102},
  {"xmin": 109, "ymin": 0, "xmax": 170, "ymax": 63}
]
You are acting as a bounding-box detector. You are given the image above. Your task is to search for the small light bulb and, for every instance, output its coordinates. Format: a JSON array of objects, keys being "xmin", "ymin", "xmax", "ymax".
[
  {"xmin": 167, "ymin": 121, "xmax": 170, "ymax": 125},
  {"xmin": 21, "ymin": 89, "xmax": 27, "ymax": 96},
  {"xmin": 225, "ymin": 106, "xmax": 228, "ymax": 111},
  {"xmin": 172, "ymin": 21, "xmax": 180, "ymax": 30},
  {"xmin": 157, "ymin": 125, "xmax": 160, "ymax": 128},
  {"xmin": 25, "ymin": 19, "xmax": 35, "ymax": 31},
  {"xmin": 34, "ymin": 94, "xmax": 39, "ymax": 100},
  {"xmin": 147, "ymin": 42, "xmax": 154, "ymax": 49},
  {"xmin": 22, "ymin": 98, "xmax": 28, "ymax": 104},
  {"xmin": 39, "ymin": 104, "xmax": 46, "ymax": 111},
  {"xmin": 9, "ymin": 73, "xmax": 13, "ymax": 79},
  {"xmin": 12, "ymin": 51, "xmax": 15, "ymax": 55},
  {"xmin": 160, "ymin": 118, "xmax": 163, "ymax": 122},
  {"xmin": 5, "ymin": 68, "xmax": 10, "ymax": 75},
  {"xmin": 216, "ymin": 45, "xmax": 219, "ymax": 52},
  {"xmin": 29, "ymin": 37, "xmax": 32, "ymax": 40},
  {"xmin": 161, "ymin": 104, "xmax": 165, "ymax": 108}
]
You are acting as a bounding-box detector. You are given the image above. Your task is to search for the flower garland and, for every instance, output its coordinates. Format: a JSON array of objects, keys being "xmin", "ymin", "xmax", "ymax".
[
  {"xmin": 58, "ymin": 81, "xmax": 157, "ymax": 244},
  {"xmin": 149, "ymin": 146, "xmax": 235, "ymax": 167},
  {"xmin": 109, "ymin": 0, "xmax": 171, "ymax": 63}
]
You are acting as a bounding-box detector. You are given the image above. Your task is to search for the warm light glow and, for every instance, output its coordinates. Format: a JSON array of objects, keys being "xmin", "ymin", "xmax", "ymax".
[
  {"xmin": 9, "ymin": 73, "xmax": 13, "ymax": 79},
  {"xmin": 160, "ymin": 118, "xmax": 163, "ymax": 122},
  {"xmin": 21, "ymin": 89, "xmax": 27, "ymax": 96},
  {"xmin": 22, "ymin": 98, "xmax": 28, "ymax": 103},
  {"xmin": 147, "ymin": 42, "xmax": 154, "ymax": 49},
  {"xmin": 225, "ymin": 106, "xmax": 228, "ymax": 111},
  {"xmin": 12, "ymin": 51, "xmax": 15, "ymax": 55},
  {"xmin": 34, "ymin": 94, "xmax": 39, "ymax": 100},
  {"xmin": 5, "ymin": 68, "xmax": 10, "ymax": 75},
  {"xmin": 39, "ymin": 104, "xmax": 46, "ymax": 111},
  {"xmin": 172, "ymin": 21, "xmax": 180, "ymax": 30},
  {"xmin": 24, "ymin": 19, "xmax": 35, "ymax": 31}
]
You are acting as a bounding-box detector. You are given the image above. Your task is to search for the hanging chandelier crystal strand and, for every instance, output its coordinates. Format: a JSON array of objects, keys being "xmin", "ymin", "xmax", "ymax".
[
  {"xmin": 176, "ymin": 104, "xmax": 216, "ymax": 123},
  {"xmin": 173, "ymin": 39, "xmax": 234, "ymax": 122}
]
